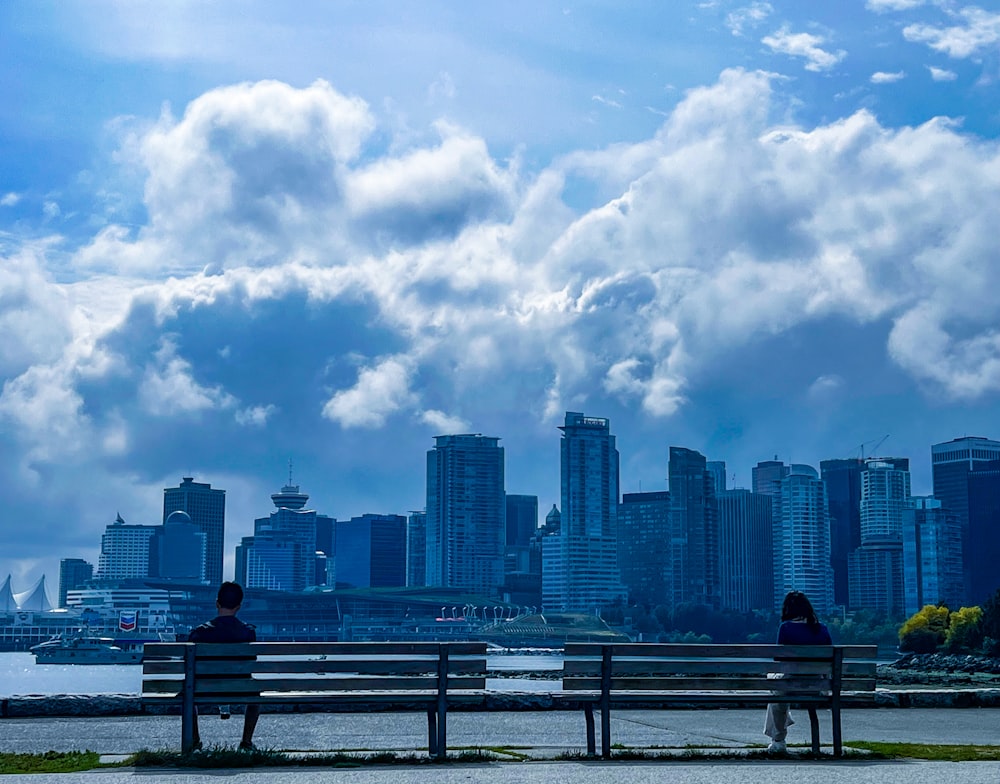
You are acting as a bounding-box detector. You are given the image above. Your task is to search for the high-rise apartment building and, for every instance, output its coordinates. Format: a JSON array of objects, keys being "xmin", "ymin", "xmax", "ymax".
[
  {"xmin": 757, "ymin": 462, "xmax": 834, "ymax": 615},
  {"xmin": 335, "ymin": 514, "xmax": 407, "ymax": 589},
  {"xmin": 95, "ymin": 513, "xmax": 156, "ymax": 580},
  {"xmin": 617, "ymin": 491, "xmax": 671, "ymax": 605},
  {"xmin": 163, "ymin": 477, "xmax": 225, "ymax": 586},
  {"xmin": 716, "ymin": 489, "xmax": 774, "ymax": 613},
  {"xmin": 425, "ymin": 434, "xmax": 505, "ymax": 597},
  {"xmin": 902, "ymin": 497, "xmax": 963, "ymax": 615},
  {"xmin": 58, "ymin": 558, "xmax": 93, "ymax": 608},
  {"xmin": 542, "ymin": 412, "xmax": 624, "ymax": 611},
  {"xmin": 932, "ymin": 436, "xmax": 1000, "ymax": 602},
  {"xmin": 849, "ymin": 459, "xmax": 911, "ymax": 617},
  {"xmin": 668, "ymin": 447, "xmax": 719, "ymax": 608}
]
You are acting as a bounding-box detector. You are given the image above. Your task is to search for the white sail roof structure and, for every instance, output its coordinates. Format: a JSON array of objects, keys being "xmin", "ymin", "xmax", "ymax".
[
  {"xmin": 0, "ymin": 575, "xmax": 16, "ymax": 612},
  {"xmin": 14, "ymin": 575, "xmax": 53, "ymax": 612}
]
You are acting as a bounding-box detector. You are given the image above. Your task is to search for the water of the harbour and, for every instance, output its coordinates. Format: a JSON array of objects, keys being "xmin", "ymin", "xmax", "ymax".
[{"xmin": 0, "ymin": 652, "xmax": 562, "ymax": 697}]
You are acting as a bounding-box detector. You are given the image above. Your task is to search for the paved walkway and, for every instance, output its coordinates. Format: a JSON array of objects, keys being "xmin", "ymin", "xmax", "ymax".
[
  {"xmin": 1, "ymin": 707, "xmax": 998, "ymax": 755},
  {"xmin": 3, "ymin": 760, "xmax": 1000, "ymax": 784}
]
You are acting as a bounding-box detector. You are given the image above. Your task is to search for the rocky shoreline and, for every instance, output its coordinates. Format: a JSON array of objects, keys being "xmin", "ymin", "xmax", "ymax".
[{"xmin": 878, "ymin": 653, "xmax": 1000, "ymax": 686}]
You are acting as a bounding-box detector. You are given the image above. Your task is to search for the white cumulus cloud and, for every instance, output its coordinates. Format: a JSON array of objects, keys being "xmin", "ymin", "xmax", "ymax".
[
  {"xmin": 871, "ymin": 70, "xmax": 906, "ymax": 83},
  {"xmin": 762, "ymin": 26, "xmax": 846, "ymax": 72},
  {"xmin": 420, "ymin": 409, "xmax": 470, "ymax": 433},
  {"xmin": 904, "ymin": 7, "xmax": 1000, "ymax": 58},
  {"xmin": 322, "ymin": 356, "xmax": 416, "ymax": 428},
  {"xmin": 928, "ymin": 65, "xmax": 958, "ymax": 81},
  {"xmin": 139, "ymin": 337, "xmax": 237, "ymax": 416}
]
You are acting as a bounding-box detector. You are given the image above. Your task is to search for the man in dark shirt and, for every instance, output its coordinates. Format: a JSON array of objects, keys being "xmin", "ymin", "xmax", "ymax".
[{"xmin": 188, "ymin": 582, "xmax": 260, "ymax": 751}]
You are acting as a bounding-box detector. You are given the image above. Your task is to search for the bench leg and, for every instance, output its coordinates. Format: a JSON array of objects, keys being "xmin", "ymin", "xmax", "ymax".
[
  {"xmin": 601, "ymin": 703, "xmax": 611, "ymax": 759},
  {"xmin": 832, "ymin": 705, "xmax": 843, "ymax": 757},
  {"xmin": 427, "ymin": 709, "xmax": 438, "ymax": 758},
  {"xmin": 808, "ymin": 708, "xmax": 819, "ymax": 754},
  {"xmin": 584, "ymin": 705, "xmax": 596, "ymax": 757},
  {"xmin": 437, "ymin": 707, "xmax": 447, "ymax": 760}
]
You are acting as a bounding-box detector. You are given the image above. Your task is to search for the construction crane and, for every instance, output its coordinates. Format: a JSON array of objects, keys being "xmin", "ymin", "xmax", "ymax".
[{"xmin": 856, "ymin": 434, "xmax": 890, "ymax": 460}]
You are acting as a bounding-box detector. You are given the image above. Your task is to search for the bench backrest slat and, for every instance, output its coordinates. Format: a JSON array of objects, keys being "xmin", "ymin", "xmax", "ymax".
[
  {"xmin": 144, "ymin": 641, "xmax": 487, "ymax": 659},
  {"xmin": 560, "ymin": 643, "xmax": 877, "ymax": 695},
  {"xmin": 141, "ymin": 641, "xmax": 487, "ymax": 703}
]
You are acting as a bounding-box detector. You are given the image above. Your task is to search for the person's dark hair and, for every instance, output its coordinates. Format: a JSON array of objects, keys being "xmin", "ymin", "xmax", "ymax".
[
  {"xmin": 781, "ymin": 590, "xmax": 819, "ymax": 628},
  {"xmin": 217, "ymin": 581, "xmax": 244, "ymax": 610}
]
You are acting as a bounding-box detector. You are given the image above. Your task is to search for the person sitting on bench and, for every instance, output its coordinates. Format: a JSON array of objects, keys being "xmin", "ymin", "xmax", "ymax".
[{"xmin": 188, "ymin": 581, "xmax": 260, "ymax": 751}]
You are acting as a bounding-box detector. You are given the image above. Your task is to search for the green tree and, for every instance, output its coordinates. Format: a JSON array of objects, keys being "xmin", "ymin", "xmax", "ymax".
[
  {"xmin": 944, "ymin": 606, "xmax": 983, "ymax": 653},
  {"xmin": 898, "ymin": 605, "xmax": 950, "ymax": 653}
]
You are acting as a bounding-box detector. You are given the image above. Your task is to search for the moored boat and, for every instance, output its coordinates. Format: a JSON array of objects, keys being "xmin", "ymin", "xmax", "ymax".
[{"xmin": 30, "ymin": 633, "xmax": 143, "ymax": 665}]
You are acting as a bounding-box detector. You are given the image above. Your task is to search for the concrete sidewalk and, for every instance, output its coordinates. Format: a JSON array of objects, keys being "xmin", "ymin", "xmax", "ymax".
[
  {"xmin": 3, "ymin": 760, "xmax": 1000, "ymax": 784},
  {"xmin": 1, "ymin": 708, "xmax": 998, "ymax": 755}
]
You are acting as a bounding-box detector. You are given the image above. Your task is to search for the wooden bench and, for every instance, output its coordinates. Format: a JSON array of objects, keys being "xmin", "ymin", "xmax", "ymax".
[
  {"xmin": 559, "ymin": 643, "xmax": 877, "ymax": 758},
  {"xmin": 141, "ymin": 641, "xmax": 487, "ymax": 757}
]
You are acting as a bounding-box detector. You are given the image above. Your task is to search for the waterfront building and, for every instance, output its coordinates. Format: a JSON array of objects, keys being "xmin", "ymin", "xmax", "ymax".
[
  {"xmin": 902, "ymin": 497, "xmax": 963, "ymax": 615},
  {"xmin": 149, "ymin": 510, "xmax": 207, "ymax": 582},
  {"xmin": 542, "ymin": 412, "xmax": 625, "ymax": 612},
  {"xmin": 0, "ymin": 575, "xmax": 16, "ymax": 612},
  {"xmin": 617, "ymin": 491, "xmax": 671, "ymax": 605},
  {"xmin": 668, "ymin": 447, "xmax": 719, "ymax": 609},
  {"xmin": 716, "ymin": 489, "xmax": 774, "ymax": 613},
  {"xmin": 336, "ymin": 514, "xmax": 407, "ymax": 589},
  {"xmin": 407, "ymin": 511, "xmax": 427, "ymax": 588},
  {"xmin": 425, "ymin": 434, "xmax": 506, "ymax": 597},
  {"xmin": 95, "ymin": 514, "xmax": 156, "ymax": 580},
  {"xmin": 932, "ymin": 436, "xmax": 1000, "ymax": 602},
  {"xmin": 58, "ymin": 558, "xmax": 93, "ymax": 608},
  {"xmin": 163, "ymin": 477, "xmax": 225, "ymax": 587}
]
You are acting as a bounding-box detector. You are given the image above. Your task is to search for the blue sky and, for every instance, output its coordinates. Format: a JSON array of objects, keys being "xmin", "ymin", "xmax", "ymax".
[{"xmin": 3, "ymin": 0, "xmax": 1000, "ymax": 594}]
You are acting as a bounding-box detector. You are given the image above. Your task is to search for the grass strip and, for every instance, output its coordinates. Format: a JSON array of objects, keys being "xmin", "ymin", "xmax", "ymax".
[
  {"xmin": 845, "ymin": 742, "xmax": 1000, "ymax": 762},
  {"xmin": 0, "ymin": 751, "xmax": 101, "ymax": 774},
  {"xmin": 128, "ymin": 745, "xmax": 500, "ymax": 768}
]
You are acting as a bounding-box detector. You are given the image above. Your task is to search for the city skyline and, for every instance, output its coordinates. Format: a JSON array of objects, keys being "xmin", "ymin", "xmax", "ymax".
[
  {"xmin": 4, "ymin": 2, "xmax": 1000, "ymax": 589},
  {"xmin": 3, "ymin": 427, "xmax": 989, "ymax": 596}
]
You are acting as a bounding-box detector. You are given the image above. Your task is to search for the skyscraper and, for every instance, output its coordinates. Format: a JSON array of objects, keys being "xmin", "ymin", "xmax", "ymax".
[
  {"xmin": 58, "ymin": 558, "xmax": 93, "ymax": 608},
  {"xmin": 425, "ymin": 434, "xmax": 506, "ymax": 597},
  {"xmin": 932, "ymin": 436, "xmax": 1000, "ymax": 602},
  {"xmin": 617, "ymin": 491, "xmax": 671, "ymax": 605},
  {"xmin": 968, "ymin": 460, "xmax": 1000, "ymax": 605},
  {"xmin": 758, "ymin": 462, "xmax": 834, "ymax": 615},
  {"xmin": 668, "ymin": 447, "xmax": 719, "ymax": 608},
  {"xmin": 849, "ymin": 459, "xmax": 911, "ymax": 617},
  {"xmin": 238, "ymin": 481, "xmax": 332, "ymax": 591},
  {"xmin": 163, "ymin": 477, "xmax": 225, "ymax": 586},
  {"xmin": 149, "ymin": 510, "xmax": 207, "ymax": 582},
  {"xmin": 820, "ymin": 458, "xmax": 864, "ymax": 609},
  {"xmin": 902, "ymin": 497, "xmax": 963, "ymax": 615},
  {"xmin": 336, "ymin": 514, "xmax": 407, "ymax": 589},
  {"xmin": 542, "ymin": 412, "xmax": 624, "ymax": 611},
  {"xmin": 716, "ymin": 489, "xmax": 774, "ymax": 613},
  {"xmin": 95, "ymin": 513, "xmax": 156, "ymax": 580},
  {"xmin": 406, "ymin": 511, "xmax": 427, "ymax": 588}
]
